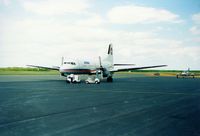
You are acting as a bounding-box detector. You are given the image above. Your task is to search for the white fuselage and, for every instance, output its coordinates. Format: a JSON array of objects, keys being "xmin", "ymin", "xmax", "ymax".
[{"xmin": 59, "ymin": 59, "xmax": 113, "ymax": 77}]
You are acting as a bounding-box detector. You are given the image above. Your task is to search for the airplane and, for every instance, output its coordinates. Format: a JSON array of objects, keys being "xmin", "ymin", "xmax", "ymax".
[
  {"xmin": 27, "ymin": 44, "xmax": 167, "ymax": 83},
  {"xmin": 176, "ymin": 68, "xmax": 195, "ymax": 78}
]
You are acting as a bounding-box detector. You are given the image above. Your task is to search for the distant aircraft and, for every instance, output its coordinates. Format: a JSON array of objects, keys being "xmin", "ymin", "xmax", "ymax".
[
  {"xmin": 176, "ymin": 68, "xmax": 195, "ymax": 78},
  {"xmin": 28, "ymin": 44, "xmax": 167, "ymax": 83}
]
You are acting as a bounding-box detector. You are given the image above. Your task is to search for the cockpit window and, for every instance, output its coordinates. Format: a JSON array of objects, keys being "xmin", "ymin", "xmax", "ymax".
[
  {"xmin": 64, "ymin": 62, "xmax": 76, "ymax": 65},
  {"xmin": 84, "ymin": 61, "xmax": 90, "ymax": 64}
]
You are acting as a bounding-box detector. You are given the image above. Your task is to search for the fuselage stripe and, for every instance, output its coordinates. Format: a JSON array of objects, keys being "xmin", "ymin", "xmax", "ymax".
[{"xmin": 60, "ymin": 69, "xmax": 96, "ymax": 74}]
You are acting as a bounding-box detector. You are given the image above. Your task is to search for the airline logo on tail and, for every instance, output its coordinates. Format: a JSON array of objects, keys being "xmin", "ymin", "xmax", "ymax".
[{"xmin": 108, "ymin": 44, "xmax": 113, "ymax": 55}]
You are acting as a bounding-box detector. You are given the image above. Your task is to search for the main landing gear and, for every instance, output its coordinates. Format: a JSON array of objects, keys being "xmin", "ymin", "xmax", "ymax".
[{"xmin": 107, "ymin": 76, "xmax": 113, "ymax": 82}]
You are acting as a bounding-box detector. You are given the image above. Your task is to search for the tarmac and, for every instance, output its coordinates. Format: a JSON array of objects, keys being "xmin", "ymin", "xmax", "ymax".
[{"xmin": 0, "ymin": 75, "xmax": 200, "ymax": 136}]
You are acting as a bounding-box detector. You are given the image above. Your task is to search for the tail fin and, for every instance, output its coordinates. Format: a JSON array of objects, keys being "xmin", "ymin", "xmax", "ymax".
[
  {"xmin": 108, "ymin": 44, "xmax": 113, "ymax": 55},
  {"xmin": 104, "ymin": 44, "xmax": 113, "ymax": 66},
  {"xmin": 187, "ymin": 68, "xmax": 190, "ymax": 72}
]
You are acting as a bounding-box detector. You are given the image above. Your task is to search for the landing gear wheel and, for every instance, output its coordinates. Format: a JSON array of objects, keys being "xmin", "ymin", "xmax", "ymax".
[
  {"xmin": 107, "ymin": 77, "xmax": 113, "ymax": 82},
  {"xmin": 66, "ymin": 78, "xmax": 70, "ymax": 83}
]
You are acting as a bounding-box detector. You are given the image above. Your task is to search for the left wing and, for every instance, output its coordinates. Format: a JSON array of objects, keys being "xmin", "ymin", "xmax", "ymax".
[
  {"xmin": 110, "ymin": 65, "xmax": 167, "ymax": 72},
  {"xmin": 27, "ymin": 65, "xmax": 60, "ymax": 70}
]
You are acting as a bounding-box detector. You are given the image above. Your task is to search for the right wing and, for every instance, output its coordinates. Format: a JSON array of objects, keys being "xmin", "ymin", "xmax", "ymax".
[
  {"xmin": 111, "ymin": 65, "xmax": 167, "ymax": 72},
  {"xmin": 27, "ymin": 65, "xmax": 60, "ymax": 71},
  {"xmin": 114, "ymin": 64, "xmax": 135, "ymax": 66}
]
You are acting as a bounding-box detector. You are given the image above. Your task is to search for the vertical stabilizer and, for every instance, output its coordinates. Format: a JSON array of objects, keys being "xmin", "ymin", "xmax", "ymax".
[
  {"xmin": 104, "ymin": 44, "xmax": 113, "ymax": 66},
  {"xmin": 108, "ymin": 44, "xmax": 113, "ymax": 55}
]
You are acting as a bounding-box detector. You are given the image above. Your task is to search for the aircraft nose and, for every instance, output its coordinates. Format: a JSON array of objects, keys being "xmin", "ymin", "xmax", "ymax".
[
  {"xmin": 59, "ymin": 66, "xmax": 68, "ymax": 72},
  {"xmin": 59, "ymin": 65, "xmax": 75, "ymax": 72}
]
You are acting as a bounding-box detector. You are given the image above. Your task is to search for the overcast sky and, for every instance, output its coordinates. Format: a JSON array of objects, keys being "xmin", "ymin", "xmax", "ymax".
[{"xmin": 1, "ymin": 0, "xmax": 200, "ymax": 70}]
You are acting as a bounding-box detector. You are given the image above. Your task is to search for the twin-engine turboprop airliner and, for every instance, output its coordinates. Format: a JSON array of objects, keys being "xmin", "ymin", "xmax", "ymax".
[
  {"xmin": 176, "ymin": 68, "xmax": 195, "ymax": 78},
  {"xmin": 27, "ymin": 44, "xmax": 167, "ymax": 83}
]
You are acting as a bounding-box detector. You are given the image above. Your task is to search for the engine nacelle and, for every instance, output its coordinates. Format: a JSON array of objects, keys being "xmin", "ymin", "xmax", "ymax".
[{"xmin": 102, "ymin": 69, "xmax": 110, "ymax": 77}]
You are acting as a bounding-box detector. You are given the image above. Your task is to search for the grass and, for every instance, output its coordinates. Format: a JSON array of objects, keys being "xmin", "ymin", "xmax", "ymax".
[
  {"xmin": 0, "ymin": 71, "xmax": 59, "ymax": 75},
  {"xmin": 0, "ymin": 67, "xmax": 200, "ymax": 77},
  {"xmin": 0, "ymin": 67, "xmax": 59, "ymax": 75}
]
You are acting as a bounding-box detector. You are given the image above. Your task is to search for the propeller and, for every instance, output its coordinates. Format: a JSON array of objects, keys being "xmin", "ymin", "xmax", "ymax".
[
  {"xmin": 61, "ymin": 56, "xmax": 64, "ymax": 65},
  {"xmin": 96, "ymin": 56, "xmax": 104, "ymax": 77},
  {"xmin": 99, "ymin": 56, "xmax": 103, "ymax": 70}
]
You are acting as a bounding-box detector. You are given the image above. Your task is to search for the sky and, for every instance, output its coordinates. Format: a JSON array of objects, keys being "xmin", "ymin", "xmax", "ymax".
[{"xmin": 0, "ymin": 0, "xmax": 200, "ymax": 70}]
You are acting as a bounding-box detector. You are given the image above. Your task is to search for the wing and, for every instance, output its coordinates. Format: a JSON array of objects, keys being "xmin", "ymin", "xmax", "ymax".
[
  {"xmin": 27, "ymin": 65, "xmax": 60, "ymax": 71},
  {"xmin": 111, "ymin": 65, "xmax": 167, "ymax": 72},
  {"xmin": 114, "ymin": 64, "xmax": 135, "ymax": 66}
]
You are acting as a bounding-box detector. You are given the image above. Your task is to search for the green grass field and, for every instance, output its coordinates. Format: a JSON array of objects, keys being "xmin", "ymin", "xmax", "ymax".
[
  {"xmin": 0, "ymin": 67, "xmax": 59, "ymax": 75},
  {"xmin": 0, "ymin": 67, "xmax": 199, "ymax": 77},
  {"xmin": 0, "ymin": 71, "xmax": 59, "ymax": 75}
]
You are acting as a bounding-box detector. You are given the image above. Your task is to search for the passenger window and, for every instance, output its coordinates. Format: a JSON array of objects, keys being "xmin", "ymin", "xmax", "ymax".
[{"xmin": 64, "ymin": 62, "xmax": 76, "ymax": 65}]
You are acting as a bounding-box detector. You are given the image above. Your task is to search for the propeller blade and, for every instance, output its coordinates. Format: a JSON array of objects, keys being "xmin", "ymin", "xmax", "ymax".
[
  {"xmin": 99, "ymin": 56, "xmax": 102, "ymax": 68},
  {"xmin": 61, "ymin": 56, "xmax": 64, "ymax": 65}
]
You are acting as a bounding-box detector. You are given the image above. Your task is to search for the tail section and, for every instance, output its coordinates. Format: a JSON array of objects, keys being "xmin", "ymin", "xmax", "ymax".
[
  {"xmin": 108, "ymin": 44, "xmax": 113, "ymax": 55},
  {"xmin": 104, "ymin": 44, "xmax": 113, "ymax": 66}
]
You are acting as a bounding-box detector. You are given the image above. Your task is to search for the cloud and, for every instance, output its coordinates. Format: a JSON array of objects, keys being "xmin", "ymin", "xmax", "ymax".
[
  {"xmin": 0, "ymin": 0, "xmax": 11, "ymax": 6},
  {"xmin": 75, "ymin": 13, "xmax": 105, "ymax": 27},
  {"xmin": 192, "ymin": 13, "xmax": 200, "ymax": 24},
  {"xmin": 190, "ymin": 26, "xmax": 200, "ymax": 35},
  {"xmin": 190, "ymin": 13, "xmax": 200, "ymax": 35},
  {"xmin": 108, "ymin": 5, "xmax": 181, "ymax": 24},
  {"xmin": 1, "ymin": 1, "xmax": 199, "ymax": 69},
  {"xmin": 21, "ymin": 0, "xmax": 90, "ymax": 15},
  {"xmin": 3, "ymin": 17, "xmax": 199, "ymax": 69}
]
